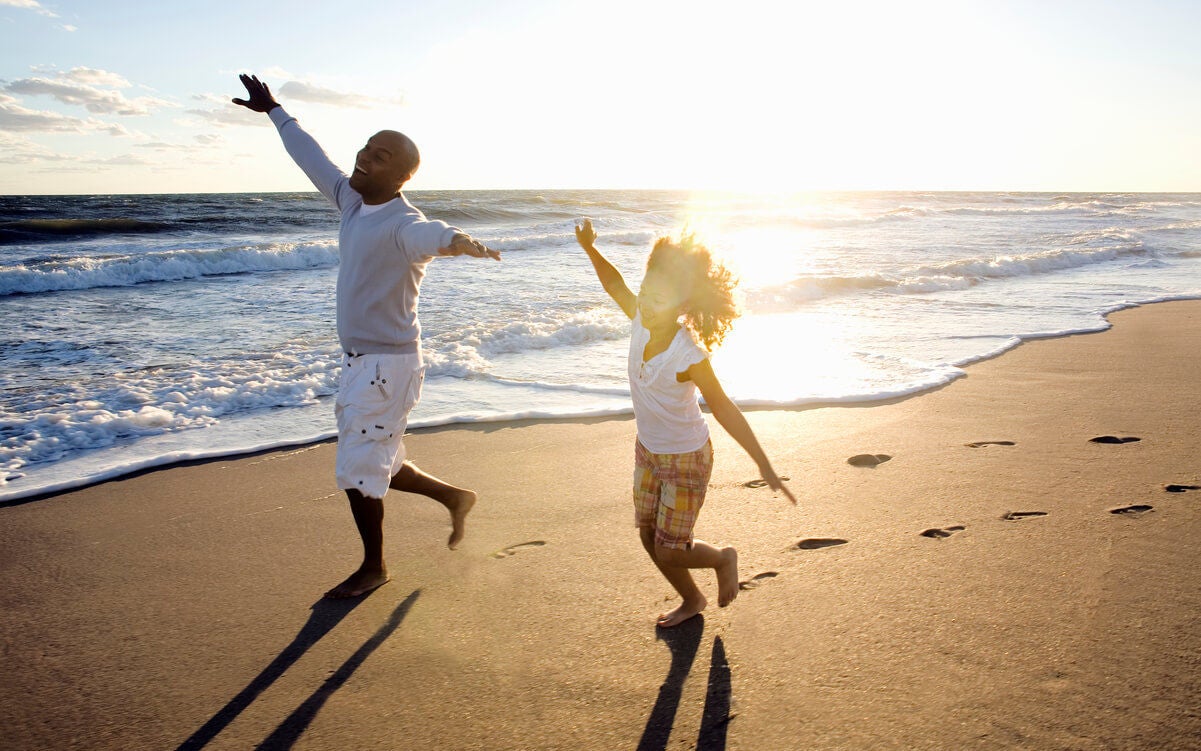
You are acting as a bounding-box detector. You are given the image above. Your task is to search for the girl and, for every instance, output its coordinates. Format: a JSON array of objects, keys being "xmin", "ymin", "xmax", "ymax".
[{"xmin": 575, "ymin": 219, "xmax": 796, "ymax": 628}]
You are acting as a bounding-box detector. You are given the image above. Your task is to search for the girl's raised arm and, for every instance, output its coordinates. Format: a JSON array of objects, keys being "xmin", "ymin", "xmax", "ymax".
[
  {"xmin": 688, "ymin": 358, "xmax": 797, "ymax": 504},
  {"xmin": 575, "ymin": 219, "xmax": 637, "ymax": 319}
]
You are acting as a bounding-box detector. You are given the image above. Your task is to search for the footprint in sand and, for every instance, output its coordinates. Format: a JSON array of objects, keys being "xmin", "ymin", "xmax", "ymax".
[
  {"xmin": 847, "ymin": 454, "xmax": 891, "ymax": 468},
  {"xmin": 1090, "ymin": 436, "xmax": 1141, "ymax": 444},
  {"xmin": 744, "ymin": 475, "xmax": 791, "ymax": 488},
  {"xmin": 489, "ymin": 541, "xmax": 547, "ymax": 559},
  {"xmin": 1110, "ymin": 505, "xmax": 1153, "ymax": 515},
  {"xmin": 919, "ymin": 525, "xmax": 965, "ymax": 539},
  {"xmin": 1165, "ymin": 484, "xmax": 1201, "ymax": 493},
  {"xmin": 738, "ymin": 571, "xmax": 778, "ymax": 591},
  {"xmin": 965, "ymin": 441, "xmax": 1016, "ymax": 448},
  {"xmin": 1002, "ymin": 511, "xmax": 1047, "ymax": 521},
  {"xmin": 791, "ymin": 538, "xmax": 849, "ymax": 551}
]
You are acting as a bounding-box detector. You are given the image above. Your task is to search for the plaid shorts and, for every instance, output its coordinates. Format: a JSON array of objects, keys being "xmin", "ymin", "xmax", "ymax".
[{"xmin": 633, "ymin": 438, "xmax": 714, "ymax": 550}]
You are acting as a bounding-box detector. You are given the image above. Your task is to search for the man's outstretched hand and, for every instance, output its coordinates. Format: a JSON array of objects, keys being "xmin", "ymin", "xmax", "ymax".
[
  {"xmin": 232, "ymin": 74, "xmax": 279, "ymax": 113},
  {"xmin": 441, "ymin": 233, "xmax": 501, "ymax": 261}
]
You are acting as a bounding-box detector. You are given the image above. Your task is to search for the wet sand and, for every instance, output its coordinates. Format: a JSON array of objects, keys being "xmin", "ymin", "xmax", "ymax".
[{"xmin": 2, "ymin": 300, "xmax": 1200, "ymax": 750}]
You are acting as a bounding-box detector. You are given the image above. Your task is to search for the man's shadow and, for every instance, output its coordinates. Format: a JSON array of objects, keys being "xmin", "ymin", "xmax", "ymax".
[
  {"xmin": 636, "ymin": 616, "xmax": 733, "ymax": 751},
  {"xmin": 176, "ymin": 589, "xmax": 420, "ymax": 751}
]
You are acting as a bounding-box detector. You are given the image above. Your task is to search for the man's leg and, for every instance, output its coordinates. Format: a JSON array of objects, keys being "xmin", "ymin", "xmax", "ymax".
[
  {"xmin": 389, "ymin": 462, "xmax": 477, "ymax": 549},
  {"xmin": 324, "ymin": 489, "xmax": 390, "ymax": 599}
]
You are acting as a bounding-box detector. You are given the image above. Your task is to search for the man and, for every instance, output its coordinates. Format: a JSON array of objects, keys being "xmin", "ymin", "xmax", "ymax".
[{"xmin": 234, "ymin": 74, "xmax": 499, "ymax": 598}]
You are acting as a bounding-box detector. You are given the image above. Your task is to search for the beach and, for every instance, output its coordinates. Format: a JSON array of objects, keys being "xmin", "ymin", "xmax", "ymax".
[{"xmin": 3, "ymin": 299, "xmax": 1200, "ymax": 750}]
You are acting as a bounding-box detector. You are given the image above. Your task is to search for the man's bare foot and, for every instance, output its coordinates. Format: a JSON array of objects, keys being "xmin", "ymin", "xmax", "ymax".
[
  {"xmin": 323, "ymin": 566, "xmax": 389, "ymax": 599},
  {"xmin": 657, "ymin": 596, "xmax": 707, "ymax": 628},
  {"xmin": 716, "ymin": 546, "xmax": 739, "ymax": 607},
  {"xmin": 443, "ymin": 489, "xmax": 477, "ymax": 550}
]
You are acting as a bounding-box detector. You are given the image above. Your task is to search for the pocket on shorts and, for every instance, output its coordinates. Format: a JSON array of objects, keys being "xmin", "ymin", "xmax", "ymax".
[
  {"xmin": 660, "ymin": 480, "xmax": 680, "ymax": 510},
  {"xmin": 369, "ymin": 360, "xmax": 392, "ymax": 401},
  {"xmin": 404, "ymin": 364, "xmax": 427, "ymax": 412},
  {"xmin": 351, "ymin": 357, "xmax": 404, "ymax": 411},
  {"xmin": 672, "ymin": 443, "xmax": 713, "ymax": 493}
]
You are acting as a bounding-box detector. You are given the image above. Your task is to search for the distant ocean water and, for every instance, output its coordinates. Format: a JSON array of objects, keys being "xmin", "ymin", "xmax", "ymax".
[{"xmin": 3, "ymin": 190, "xmax": 1200, "ymax": 502}]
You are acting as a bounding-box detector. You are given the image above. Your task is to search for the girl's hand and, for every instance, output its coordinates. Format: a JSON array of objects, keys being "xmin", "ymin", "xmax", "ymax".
[
  {"xmin": 763, "ymin": 466, "xmax": 797, "ymax": 505},
  {"xmin": 575, "ymin": 218, "xmax": 597, "ymax": 249}
]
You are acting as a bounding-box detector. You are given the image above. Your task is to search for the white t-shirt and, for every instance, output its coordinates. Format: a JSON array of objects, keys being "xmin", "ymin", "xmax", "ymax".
[
  {"xmin": 628, "ymin": 312, "xmax": 711, "ymax": 454},
  {"xmin": 268, "ymin": 107, "xmax": 459, "ymax": 356}
]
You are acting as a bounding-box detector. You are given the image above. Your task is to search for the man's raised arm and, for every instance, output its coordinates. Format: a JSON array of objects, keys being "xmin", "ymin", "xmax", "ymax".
[{"xmin": 233, "ymin": 73, "xmax": 350, "ymax": 209}]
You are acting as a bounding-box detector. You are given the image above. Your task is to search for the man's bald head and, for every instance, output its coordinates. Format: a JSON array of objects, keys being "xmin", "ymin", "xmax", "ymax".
[
  {"xmin": 374, "ymin": 130, "xmax": 420, "ymax": 184},
  {"xmin": 350, "ymin": 130, "xmax": 422, "ymax": 202}
]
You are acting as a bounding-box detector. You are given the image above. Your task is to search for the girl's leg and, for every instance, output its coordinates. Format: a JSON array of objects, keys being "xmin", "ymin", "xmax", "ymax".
[
  {"xmin": 640, "ymin": 527, "xmax": 708, "ymax": 626},
  {"xmin": 655, "ymin": 538, "xmax": 740, "ymax": 610},
  {"xmin": 641, "ymin": 529, "xmax": 707, "ymax": 627}
]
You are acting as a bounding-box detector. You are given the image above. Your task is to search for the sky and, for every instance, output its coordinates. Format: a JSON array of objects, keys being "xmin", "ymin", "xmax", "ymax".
[{"xmin": 2, "ymin": 0, "xmax": 1200, "ymax": 194}]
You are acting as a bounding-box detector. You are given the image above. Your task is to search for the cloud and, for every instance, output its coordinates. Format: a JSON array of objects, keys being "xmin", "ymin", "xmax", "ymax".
[
  {"xmin": 24, "ymin": 150, "xmax": 165, "ymax": 173},
  {"xmin": 0, "ymin": 94, "xmax": 130, "ymax": 135},
  {"xmin": 93, "ymin": 121, "xmax": 131, "ymax": 137},
  {"xmin": 0, "ymin": 133, "xmax": 154, "ymax": 171},
  {"xmin": 132, "ymin": 134, "xmax": 222, "ymax": 152},
  {"xmin": 0, "ymin": 0, "xmax": 57, "ymax": 17},
  {"xmin": 185, "ymin": 105, "xmax": 263, "ymax": 127},
  {"xmin": 277, "ymin": 81, "xmax": 369, "ymax": 108},
  {"xmin": 98, "ymin": 154, "xmax": 153, "ymax": 166},
  {"xmin": 0, "ymin": 131, "xmax": 73, "ymax": 163},
  {"xmin": 277, "ymin": 80, "xmax": 402, "ymax": 109},
  {"xmin": 184, "ymin": 94, "xmax": 264, "ymax": 127},
  {"xmin": 3, "ymin": 75, "xmax": 171, "ymax": 116},
  {"xmin": 62, "ymin": 67, "xmax": 127, "ymax": 87},
  {"xmin": 0, "ymin": 94, "xmax": 89, "ymax": 132}
]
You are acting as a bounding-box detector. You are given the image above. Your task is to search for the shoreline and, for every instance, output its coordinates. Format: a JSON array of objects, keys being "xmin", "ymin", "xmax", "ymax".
[
  {"xmin": 5, "ymin": 294, "xmax": 1197, "ymax": 507},
  {"xmin": 3, "ymin": 299, "xmax": 1200, "ymax": 749}
]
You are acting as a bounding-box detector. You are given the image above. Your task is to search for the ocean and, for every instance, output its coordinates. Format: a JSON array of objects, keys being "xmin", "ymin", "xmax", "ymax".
[{"xmin": 2, "ymin": 190, "xmax": 1200, "ymax": 502}]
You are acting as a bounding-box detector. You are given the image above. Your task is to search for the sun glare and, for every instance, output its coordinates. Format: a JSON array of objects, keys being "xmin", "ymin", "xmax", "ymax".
[{"xmin": 711, "ymin": 308, "xmax": 868, "ymax": 404}]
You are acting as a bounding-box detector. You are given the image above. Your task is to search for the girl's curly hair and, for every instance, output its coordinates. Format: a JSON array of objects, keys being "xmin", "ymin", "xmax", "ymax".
[{"xmin": 645, "ymin": 232, "xmax": 740, "ymax": 351}]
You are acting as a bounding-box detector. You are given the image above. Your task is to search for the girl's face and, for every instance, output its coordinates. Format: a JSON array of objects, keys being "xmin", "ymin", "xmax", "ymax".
[{"xmin": 637, "ymin": 272, "xmax": 688, "ymax": 330}]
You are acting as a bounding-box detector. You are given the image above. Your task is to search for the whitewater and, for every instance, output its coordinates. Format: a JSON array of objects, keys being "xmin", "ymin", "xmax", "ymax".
[{"xmin": 2, "ymin": 190, "xmax": 1200, "ymax": 502}]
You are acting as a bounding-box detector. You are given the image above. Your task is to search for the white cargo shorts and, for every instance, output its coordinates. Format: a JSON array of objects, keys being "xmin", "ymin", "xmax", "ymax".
[{"xmin": 334, "ymin": 352, "xmax": 426, "ymax": 499}]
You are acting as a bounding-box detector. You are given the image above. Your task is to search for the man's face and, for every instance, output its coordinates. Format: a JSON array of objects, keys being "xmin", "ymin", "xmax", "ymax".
[{"xmin": 349, "ymin": 131, "xmax": 411, "ymax": 196}]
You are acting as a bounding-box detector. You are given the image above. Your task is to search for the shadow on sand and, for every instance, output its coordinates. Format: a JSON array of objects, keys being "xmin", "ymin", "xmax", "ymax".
[
  {"xmin": 176, "ymin": 590, "xmax": 420, "ymax": 751},
  {"xmin": 637, "ymin": 615, "xmax": 733, "ymax": 751}
]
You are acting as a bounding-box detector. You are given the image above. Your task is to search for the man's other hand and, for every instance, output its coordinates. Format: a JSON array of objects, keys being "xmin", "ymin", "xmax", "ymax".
[{"xmin": 442, "ymin": 233, "xmax": 501, "ymax": 261}]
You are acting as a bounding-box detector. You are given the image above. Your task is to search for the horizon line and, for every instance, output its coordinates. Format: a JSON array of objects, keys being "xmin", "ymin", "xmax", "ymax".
[{"xmin": 5, "ymin": 187, "xmax": 1201, "ymax": 198}]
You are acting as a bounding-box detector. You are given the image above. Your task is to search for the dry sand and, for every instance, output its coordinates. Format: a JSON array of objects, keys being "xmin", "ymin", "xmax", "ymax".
[{"xmin": 2, "ymin": 300, "xmax": 1200, "ymax": 751}]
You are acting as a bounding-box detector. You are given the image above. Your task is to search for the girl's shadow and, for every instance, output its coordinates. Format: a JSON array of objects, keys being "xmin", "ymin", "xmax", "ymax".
[{"xmin": 637, "ymin": 616, "xmax": 733, "ymax": 751}]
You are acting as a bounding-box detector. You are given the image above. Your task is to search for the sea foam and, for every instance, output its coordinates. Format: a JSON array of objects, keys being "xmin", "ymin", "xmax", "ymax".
[{"xmin": 0, "ymin": 240, "xmax": 339, "ymax": 295}]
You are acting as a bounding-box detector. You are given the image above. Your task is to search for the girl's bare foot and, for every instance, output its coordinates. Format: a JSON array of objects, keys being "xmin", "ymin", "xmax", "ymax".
[
  {"xmin": 657, "ymin": 595, "xmax": 707, "ymax": 628},
  {"xmin": 323, "ymin": 565, "xmax": 389, "ymax": 599},
  {"xmin": 443, "ymin": 489, "xmax": 477, "ymax": 550},
  {"xmin": 716, "ymin": 547, "xmax": 739, "ymax": 607}
]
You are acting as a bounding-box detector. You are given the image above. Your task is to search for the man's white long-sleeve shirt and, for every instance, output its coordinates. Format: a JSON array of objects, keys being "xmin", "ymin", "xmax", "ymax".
[{"xmin": 269, "ymin": 107, "xmax": 459, "ymax": 355}]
